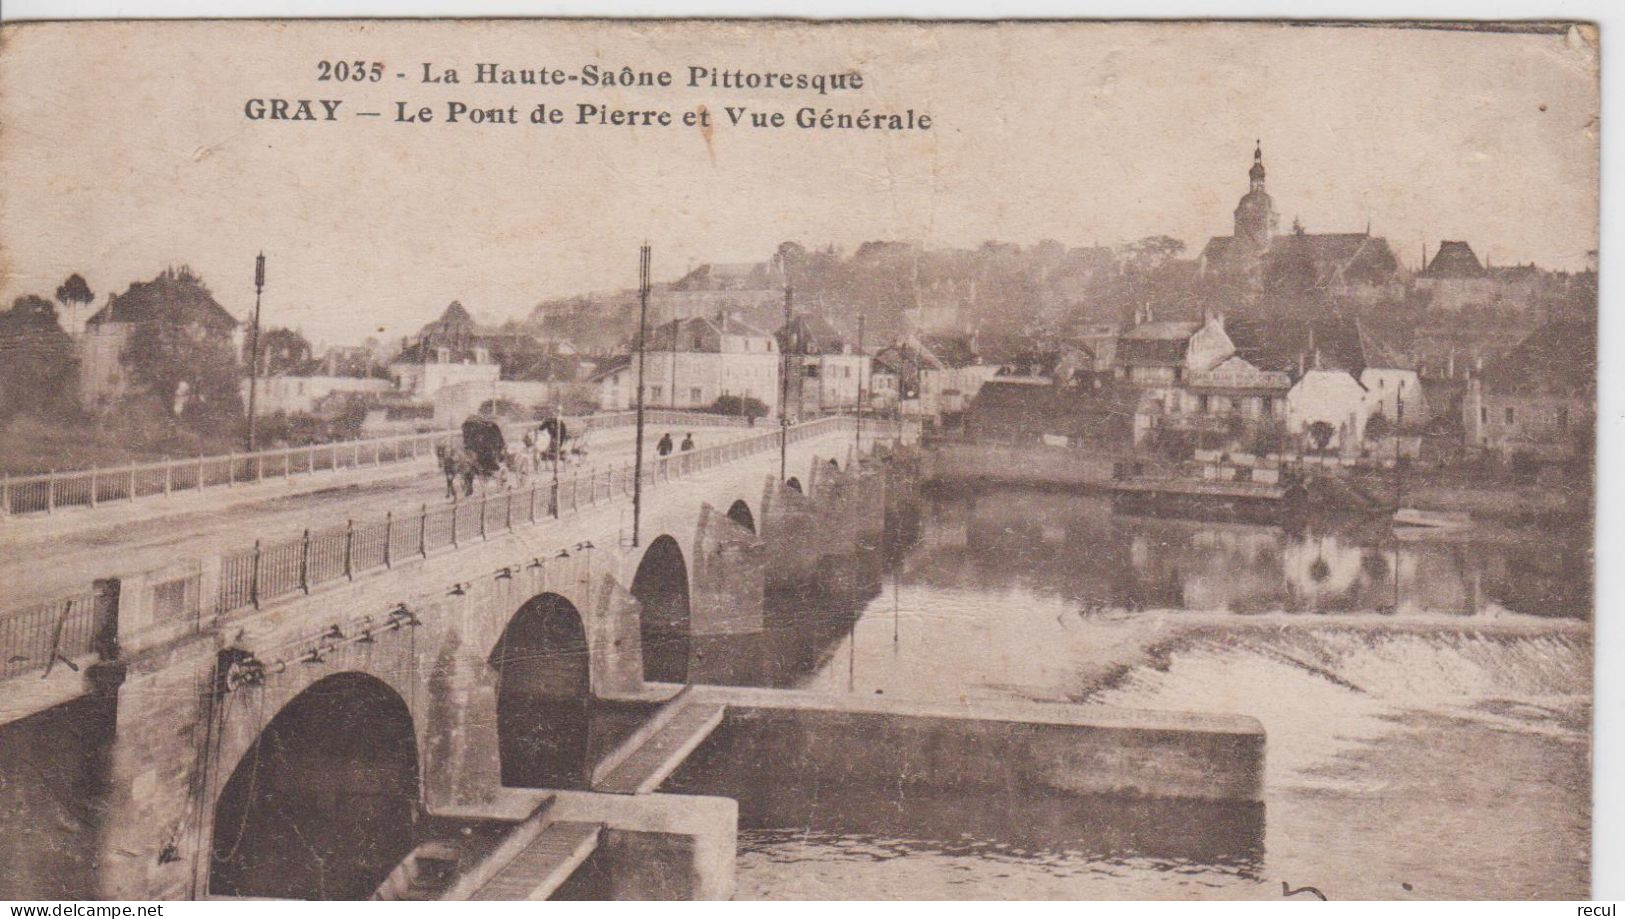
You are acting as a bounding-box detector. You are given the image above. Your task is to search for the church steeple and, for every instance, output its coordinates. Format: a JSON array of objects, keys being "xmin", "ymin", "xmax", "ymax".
[{"xmin": 1234, "ymin": 139, "xmax": 1278, "ymax": 251}]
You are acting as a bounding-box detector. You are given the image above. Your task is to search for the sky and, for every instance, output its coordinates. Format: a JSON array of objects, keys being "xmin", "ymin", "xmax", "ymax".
[{"xmin": 0, "ymin": 19, "xmax": 1599, "ymax": 346}]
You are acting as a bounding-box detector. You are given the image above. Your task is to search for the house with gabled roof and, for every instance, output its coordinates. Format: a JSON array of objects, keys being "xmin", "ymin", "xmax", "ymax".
[
  {"xmin": 599, "ymin": 311, "xmax": 780, "ymax": 413},
  {"xmin": 1463, "ymin": 320, "xmax": 1595, "ymax": 461},
  {"xmin": 79, "ymin": 266, "xmax": 240, "ymax": 412},
  {"xmin": 776, "ymin": 315, "xmax": 870, "ymax": 416}
]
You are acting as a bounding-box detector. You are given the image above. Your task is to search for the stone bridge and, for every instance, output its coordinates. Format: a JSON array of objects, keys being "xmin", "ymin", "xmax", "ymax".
[
  {"xmin": 0, "ymin": 415, "xmax": 1267, "ymax": 902},
  {"xmin": 2, "ymin": 417, "xmax": 926, "ymax": 900}
]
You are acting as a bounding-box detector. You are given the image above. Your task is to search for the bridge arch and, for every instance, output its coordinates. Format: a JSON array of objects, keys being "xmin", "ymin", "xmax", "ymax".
[
  {"xmin": 785, "ymin": 477, "xmax": 804, "ymax": 495},
  {"xmin": 210, "ymin": 672, "xmax": 419, "ymax": 900},
  {"xmin": 726, "ymin": 498, "xmax": 756, "ymax": 534},
  {"xmin": 632, "ymin": 535, "xmax": 691, "ymax": 683},
  {"xmin": 491, "ymin": 593, "xmax": 592, "ymax": 789}
]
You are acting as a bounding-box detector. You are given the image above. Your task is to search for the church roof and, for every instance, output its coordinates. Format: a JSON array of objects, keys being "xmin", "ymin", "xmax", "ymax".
[
  {"xmin": 1200, "ymin": 236, "xmax": 1248, "ymax": 263},
  {"xmin": 1203, "ymin": 230, "xmax": 1399, "ymax": 286},
  {"xmin": 1421, "ymin": 241, "xmax": 1486, "ymax": 278}
]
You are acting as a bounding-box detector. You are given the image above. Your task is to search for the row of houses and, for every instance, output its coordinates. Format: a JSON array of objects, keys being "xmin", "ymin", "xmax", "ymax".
[
  {"xmin": 69, "ymin": 267, "xmax": 1592, "ymax": 462},
  {"xmin": 963, "ymin": 306, "xmax": 1593, "ymax": 465}
]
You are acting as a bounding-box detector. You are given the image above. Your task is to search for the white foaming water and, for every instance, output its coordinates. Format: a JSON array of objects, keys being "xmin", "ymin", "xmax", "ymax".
[{"xmin": 1085, "ymin": 626, "xmax": 1590, "ymax": 789}]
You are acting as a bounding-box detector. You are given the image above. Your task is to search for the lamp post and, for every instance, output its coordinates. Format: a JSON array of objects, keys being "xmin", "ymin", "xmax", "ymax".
[
  {"xmin": 633, "ymin": 244, "xmax": 651, "ymax": 547},
  {"xmin": 246, "ymin": 252, "xmax": 265, "ymax": 452},
  {"xmin": 855, "ymin": 313, "xmax": 865, "ymax": 453},
  {"xmin": 779, "ymin": 284, "xmax": 793, "ymax": 482},
  {"xmin": 670, "ymin": 317, "xmax": 680, "ymax": 410}
]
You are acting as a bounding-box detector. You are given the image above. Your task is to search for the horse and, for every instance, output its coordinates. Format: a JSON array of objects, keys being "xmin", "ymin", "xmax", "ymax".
[{"xmin": 434, "ymin": 444, "xmax": 479, "ymax": 499}]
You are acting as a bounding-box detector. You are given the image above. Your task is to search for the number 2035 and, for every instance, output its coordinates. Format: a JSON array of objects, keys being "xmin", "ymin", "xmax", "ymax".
[{"xmin": 317, "ymin": 60, "xmax": 384, "ymax": 82}]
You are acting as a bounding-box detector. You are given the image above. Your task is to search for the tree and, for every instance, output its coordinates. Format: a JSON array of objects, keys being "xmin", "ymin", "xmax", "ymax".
[
  {"xmin": 250, "ymin": 327, "xmax": 315, "ymax": 376},
  {"xmin": 0, "ymin": 295, "xmax": 78, "ymax": 422},
  {"xmin": 54, "ymin": 274, "xmax": 94, "ymax": 327},
  {"xmin": 1250, "ymin": 416, "xmax": 1288, "ymax": 456},
  {"xmin": 709, "ymin": 394, "xmax": 769, "ymax": 419},
  {"xmin": 109, "ymin": 267, "xmax": 243, "ymax": 430},
  {"xmin": 1307, "ymin": 420, "xmax": 1336, "ymax": 454},
  {"xmin": 1364, "ymin": 413, "xmax": 1393, "ymax": 442},
  {"xmin": 1121, "ymin": 235, "xmax": 1186, "ymax": 269},
  {"xmin": 124, "ymin": 320, "xmax": 244, "ymax": 427}
]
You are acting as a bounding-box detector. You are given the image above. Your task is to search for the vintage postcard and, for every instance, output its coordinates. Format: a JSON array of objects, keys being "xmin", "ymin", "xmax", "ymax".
[{"xmin": 0, "ymin": 17, "xmax": 1598, "ymax": 902}]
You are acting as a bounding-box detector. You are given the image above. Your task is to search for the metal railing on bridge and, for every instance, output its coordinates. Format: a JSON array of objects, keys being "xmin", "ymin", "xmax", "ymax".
[
  {"xmin": 0, "ymin": 410, "xmax": 761, "ymax": 517},
  {"xmin": 217, "ymin": 416, "xmax": 885, "ymax": 615},
  {"xmin": 0, "ymin": 588, "xmax": 99, "ymax": 680},
  {"xmin": 0, "ymin": 415, "xmax": 897, "ymax": 682}
]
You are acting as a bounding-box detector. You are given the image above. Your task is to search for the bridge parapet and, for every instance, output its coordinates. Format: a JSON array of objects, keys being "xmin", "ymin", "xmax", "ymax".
[
  {"xmin": 214, "ymin": 415, "xmax": 875, "ymax": 616},
  {"xmin": 0, "ymin": 410, "xmax": 759, "ymax": 518}
]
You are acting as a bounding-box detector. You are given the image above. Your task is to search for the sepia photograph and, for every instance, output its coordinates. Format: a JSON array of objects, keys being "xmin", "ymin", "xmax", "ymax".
[{"xmin": 0, "ymin": 12, "xmax": 1604, "ymax": 904}]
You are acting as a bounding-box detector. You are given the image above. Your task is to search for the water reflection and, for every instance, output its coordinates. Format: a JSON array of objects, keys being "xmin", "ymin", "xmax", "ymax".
[
  {"xmin": 704, "ymin": 483, "xmax": 1590, "ymax": 899},
  {"xmin": 934, "ymin": 487, "xmax": 1589, "ymax": 618}
]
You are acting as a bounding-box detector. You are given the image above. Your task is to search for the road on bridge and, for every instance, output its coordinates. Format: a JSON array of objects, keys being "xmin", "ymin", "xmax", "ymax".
[{"xmin": 0, "ymin": 423, "xmax": 759, "ymax": 609}]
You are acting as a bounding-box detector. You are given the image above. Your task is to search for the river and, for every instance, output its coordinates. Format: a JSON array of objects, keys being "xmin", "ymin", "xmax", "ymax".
[{"xmin": 726, "ymin": 485, "xmax": 1592, "ymax": 900}]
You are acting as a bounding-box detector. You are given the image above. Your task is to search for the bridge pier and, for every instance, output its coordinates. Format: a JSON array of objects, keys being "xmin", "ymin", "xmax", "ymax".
[
  {"xmin": 99, "ymin": 633, "xmax": 216, "ymax": 900},
  {"xmin": 420, "ymin": 587, "xmax": 505, "ymax": 813},
  {"xmin": 685, "ymin": 503, "xmax": 768, "ymax": 686},
  {"xmin": 758, "ymin": 476, "xmax": 821, "ymax": 594}
]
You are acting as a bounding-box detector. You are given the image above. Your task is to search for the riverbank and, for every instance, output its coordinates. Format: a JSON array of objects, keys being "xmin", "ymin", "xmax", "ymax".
[{"xmin": 924, "ymin": 438, "xmax": 1591, "ymax": 528}]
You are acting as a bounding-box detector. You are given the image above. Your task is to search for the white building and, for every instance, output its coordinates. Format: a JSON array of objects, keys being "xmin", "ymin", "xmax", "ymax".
[
  {"xmin": 1287, "ymin": 368, "xmax": 1374, "ymax": 452},
  {"xmin": 389, "ymin": 344, "xmax": 502, "ymax": 397},
  {"xmin": 595, "ymin": 314, "xmax": 781, "ymax": 413},
  {"xmin": 777, "ymin": 315, "xmax": 871, "ymax": 417},
  {"xmin": 243, "ymin": 375, "xmax": 394, "ymax": 415},
  {"xmin": 1359, "ymin": 367, "xmax": 1429, "ymax": 429},
  {"xmin": 914, "ymin": 334, "xmax": 996, "ymax": 424}
]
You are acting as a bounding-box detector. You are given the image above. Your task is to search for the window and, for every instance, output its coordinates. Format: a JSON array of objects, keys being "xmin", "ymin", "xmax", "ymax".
[
  {"xmin": 1504, "ymin": 406, "xmax": 1516, "ymax": 424},
  {"xmin": 1197, "ymin": 394, "xmax": 1210, "ymax": 414},
  {"xmin": 1559, "ymin": 407, "xmax": 1570, "ymax": 429},
  {"xmin": 1480, "ymin": 406, "xmax": 1489, "ymax": 424},
  {"xmin": 690, "ymin": 387, "xmax": 702, "ymax": 403},
  {"xmin": 650, "ymin": 385, "xmax": 663, "ymax": 401}
]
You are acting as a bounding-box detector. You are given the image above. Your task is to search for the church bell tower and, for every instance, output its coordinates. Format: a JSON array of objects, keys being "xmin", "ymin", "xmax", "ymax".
[{"xmin": 1233, "ymin": 141, "xmax": 1278, "ymax": 252}]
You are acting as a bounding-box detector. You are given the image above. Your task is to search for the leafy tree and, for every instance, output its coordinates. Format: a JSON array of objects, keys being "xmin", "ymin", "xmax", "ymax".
[
  {"xmin": 111, "ymin": 267, "xmax": 243, "ymax": 430},
  {"xmin": 1309, "ymin": 556, "xmax": 1332, "ymax": 584},
  {"xmin": 1307, "ymin": 420, "xmax": 1336, "ymax": 454},
  {"xmin": 709, "ymin": 394, "xmax": 770, "ymax": 419},
  {"xmin": 124, "ymin": 318, "xmax": 243, "ymax": 427},
  {"xmin": 1121, "ymin": 235, "xmax": 1186, "ymax": 265},
  {"xmin": 1250, "ymin": 416, "xmax": 1288, "ymax": 456},
  {"xmin": 248, "ymin": 327, "xmax": 315, "ymax": 375},
  {"xmin": 1364, "ymin": 413, "xmax": 1393, "ymax": 442},
  {"xmin": 54, "ymin": 274, "xmax": 94, "ymax": 325},
  {"xmin": 0, "ymin": 295, "xmax": 78, "ymax": 422}
]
